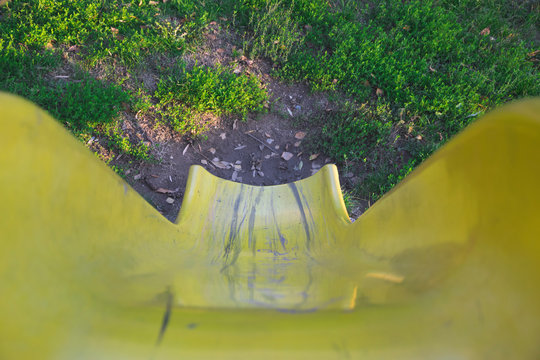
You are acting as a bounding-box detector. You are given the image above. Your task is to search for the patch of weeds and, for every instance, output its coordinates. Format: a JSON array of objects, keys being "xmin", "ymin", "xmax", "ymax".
[
  {"xmin": 242, "ymin": 0, "xmax": 304, "ymax": 63},
  {"xmin": 155, "ymin": 63, "xmax": 268, "ymax": 135},
  {"xmin": 109, "ymin": 163, "xmax": 126, "ymax": 178},
  {"xmin": 131, "ymin": 87, "xmax": 154, "ymax": 113},
  {"xmin": 309, "ymin": 99, "xmax": 429, "ymax": 202},
  {"xmin": 0, "ymin": 0, "xmax": 209, "ymax": 67},
  {"xmin": 104, "ymin": 124, "xmax": 152, "ymax": 161},
  {"xmin": 361, "ymin": 158, "xmax": 416, "ymax": 202},
  {"xmin": 317, "ymin": 101, "xmax": 393, "ymax": 162},
  {"xmin": 258, "ymin": 0, "xmax": 538, "ymax": 200},
  {"xmin": 341, "ymin": 187, "xmax": 358, "ymax": 215},
  {"xmin": 31, "ymin": 75, "xmax": 129, "ymax": 132}
]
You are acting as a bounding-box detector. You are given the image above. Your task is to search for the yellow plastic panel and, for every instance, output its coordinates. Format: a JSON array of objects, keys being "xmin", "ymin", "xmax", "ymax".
[{"xmin": 1, "ymin": 92, "xmax": 539, "ymax": 359}]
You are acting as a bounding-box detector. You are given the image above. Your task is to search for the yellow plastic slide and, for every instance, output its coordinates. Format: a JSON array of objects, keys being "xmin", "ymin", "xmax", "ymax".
[{"xmin": 1, "ymin": 93, "xmax": 539, "ymax": 359}]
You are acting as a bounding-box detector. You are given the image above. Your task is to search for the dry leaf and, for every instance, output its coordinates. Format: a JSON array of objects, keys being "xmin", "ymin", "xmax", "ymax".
[
  {"xmin": 416, "ymin": 135, "xmax": 423, "ymax": 140},
  {"xmin": 209, "ymin": 147, "xmax": 216, "ymax": 154},
  {"xmin": 182, "ymin": 144, "xmax": 189, "ymax": 156},
  {"xmin": 528, "ymin": 50, "xmax": 540, "ymax": 59},
  {"xmin": 219, "ymin": 133, "xmax": 226, "ymax": 140},
  {"xmin": 281, "ymin": 152, "xmax": 294, "ymax": 161},
  {"xmin": 402, "ymin": 25, "xmax": 410, "ymax": 31},
  {"xmin": 201, "ymin": 159, "xmax": 208, "ymax": 165},
  {"xmin": 149, "ymin": 0, "xmax": 158, "ymax": 5},
  {"xmin": 287, "ymin": 107, "xmax": 293, "ymax": 117},
  {"xmin": 309, "ymin": 153, "xmax": 319, "ymax": 161},
  {"xmin": 156, "ymin": 188, "xmax": 177, "ymax": 194},
  {"xmin": 212, "ymin": 161, "xmax": 229, "ymax": 169},
  {"xmin": 480, "ymin": 27, "xmax": 490, "ymax": 36},
  {"xmin": 376, "ymin": 88, "xmax": 384, "ymax": 97},
  {"xmin": 295, "ymin": 131, "xmax": 306, "ymax": 140}
]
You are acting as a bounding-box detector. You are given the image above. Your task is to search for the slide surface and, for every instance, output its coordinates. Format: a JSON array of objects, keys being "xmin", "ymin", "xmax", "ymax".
[{"xmin": 1, "ymin": 93, "xmax": 540, "ymax": 359}]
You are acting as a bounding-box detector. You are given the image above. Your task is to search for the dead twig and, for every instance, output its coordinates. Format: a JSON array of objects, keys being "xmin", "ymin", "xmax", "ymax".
[
  {"xmin": 245, "ymin": 131, "xmax": 276, "ymax": 153},
  {"xmin": 192, "ymin": 147, "xmax": 216, "ymax": 169}
]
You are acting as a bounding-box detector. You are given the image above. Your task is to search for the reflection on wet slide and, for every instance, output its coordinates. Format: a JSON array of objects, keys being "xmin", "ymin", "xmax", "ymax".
[{"xmin": 1, "ymin": 93, "xmax": 540, "ymax": 359}]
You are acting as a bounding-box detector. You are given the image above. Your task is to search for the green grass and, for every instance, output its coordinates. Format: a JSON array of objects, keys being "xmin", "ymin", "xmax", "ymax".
[
  {"xmin": 1, "ymin": 0, "xmax": 538, "ymax": 201},
  {"xmin": 231, "ymin": 0, "xmax": 539, "ymax": 200},
  {"xmin": 0, "ymin": 0, "xmax": 203, "ymax": 66},
  {"xmin": 0, "ymin": 0, "xmax": 218, "ymax": 161},
  {"xmin": 155, "ymin": 63, "xmax": 268, "ymax": 135}
]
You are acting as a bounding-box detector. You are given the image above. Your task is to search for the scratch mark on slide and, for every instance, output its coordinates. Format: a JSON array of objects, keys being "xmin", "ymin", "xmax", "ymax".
[
  {"xmin": 248, "ymin": 188, "xmax": 264, "ymax": 254},
  {"xmin": 156, "ymin": 287, "xmax": 173, "ymax": 346},
  {"xmin": 288, "ymin": 183, "xmax": 311, "ymax": 250}
]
